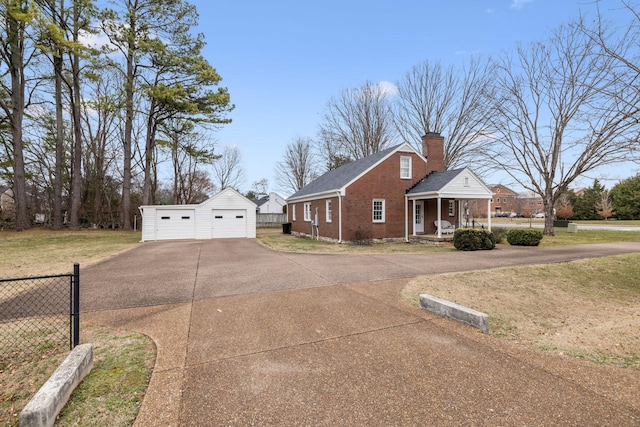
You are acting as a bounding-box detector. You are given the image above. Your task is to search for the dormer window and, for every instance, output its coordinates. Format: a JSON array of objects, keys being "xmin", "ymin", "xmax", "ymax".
[{"xmin": 400, "ymin": 156, "xmax": 412, "ymax": 179}]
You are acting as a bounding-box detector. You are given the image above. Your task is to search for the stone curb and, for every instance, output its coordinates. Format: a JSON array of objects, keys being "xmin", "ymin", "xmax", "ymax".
[
  {"xmin": 420, "ymin": 294, "xmax": 489, "ymax": 334},
  {"xmin": 19, "ymin": 343, "xmax": 93, "ymax": 427}
]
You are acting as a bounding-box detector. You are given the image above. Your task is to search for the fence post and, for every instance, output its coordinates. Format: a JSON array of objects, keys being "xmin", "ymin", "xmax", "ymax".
[{"xmin": 73, "ymin": 263, "xmax": 80, "ymax": 348}]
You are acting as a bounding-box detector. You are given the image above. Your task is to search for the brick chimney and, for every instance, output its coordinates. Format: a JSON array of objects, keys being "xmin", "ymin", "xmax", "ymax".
[{"xmin": 422, "ymin": 132, "xmax": 445, "ymax": 174}]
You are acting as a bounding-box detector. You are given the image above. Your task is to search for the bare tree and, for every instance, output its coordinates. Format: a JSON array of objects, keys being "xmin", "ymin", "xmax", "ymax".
[
  {"xmin": 596, "ymin": 189, "xmax": 614, "ymax": 220},
  {"xmin": 581, "ymin": 0, "xmax": 640, "ymax": 165},
  {"xmin": 211, "ymin": 145, "xmax": 245, "ymax": 190},
  {"xmin": 488, "ymin": 21, "xmax": 640, "ymax": 235},
  {"xmin": 251, "ymin": 178, "xmax": 269, "ymax": 195},
  {"xmin": 394, "ymin": 58, "xmax": 496, "ymax": 172},
  {"xmin": 317, "ymin": 81, "xmax": 396, "ymax": 164},
  {"xmin": 275, "ymin": 136, "xmax": 317, "ymax": 196}
]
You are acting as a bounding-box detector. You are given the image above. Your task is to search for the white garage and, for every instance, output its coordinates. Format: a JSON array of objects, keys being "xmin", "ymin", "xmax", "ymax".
[{"xmin": 139, "ymin": 187, "xmax": 256, "ymax": 242}]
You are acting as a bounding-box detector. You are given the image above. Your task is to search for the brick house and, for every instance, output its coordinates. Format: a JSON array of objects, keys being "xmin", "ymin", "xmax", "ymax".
[
  {"xmin": 286, "ymin": 133, "xmax": 493, "ymax": 242},
  {"xmin": 490, "ymin": 184, "xmax": 519, "ymax": 216}
]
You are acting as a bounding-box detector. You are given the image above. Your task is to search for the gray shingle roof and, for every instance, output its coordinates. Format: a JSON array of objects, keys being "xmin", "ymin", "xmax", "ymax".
[
  {"xmin": 288, "ymin": 144, "xmax": 404, "ymax": 200},
  {"xmin": 407, "ymin": 168, "xmax": 465, "ymax": 194}
]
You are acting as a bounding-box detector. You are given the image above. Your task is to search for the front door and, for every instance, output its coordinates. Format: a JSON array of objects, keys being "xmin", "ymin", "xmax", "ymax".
[{"xmin": 415, "ymin": 201, "xmax": 424, "ymax": 234}]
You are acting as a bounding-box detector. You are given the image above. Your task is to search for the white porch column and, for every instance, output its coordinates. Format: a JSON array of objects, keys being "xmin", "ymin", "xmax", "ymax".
[
  {"xmin": 487, "ymin": 199, "xmax": 492, "ymax": 231},
  {"xmin": 404, "ymin": 195, "xmax": 409, "ymax": 242},
  {"xmin": 437, "ymin": 197, "xmax": 442, "ymax": 238},
  {"xmin": 338, "ymin": 192, "xmax": 343, "ymax": 243}
]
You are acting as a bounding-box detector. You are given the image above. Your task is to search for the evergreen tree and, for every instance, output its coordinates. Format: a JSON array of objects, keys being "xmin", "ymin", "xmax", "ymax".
[{"xmin": 610, "ymin": 174, "xmax": 640, "ymax": 219}]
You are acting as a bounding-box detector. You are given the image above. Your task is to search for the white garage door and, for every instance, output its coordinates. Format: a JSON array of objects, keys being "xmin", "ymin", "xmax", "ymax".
[
  {"xmin": 155, "ymin": 209, "xmax": 196, "ymax": 240},
  {"xmin": 212, "ymin": 209, "xmax": 247, "ymax": 238}
]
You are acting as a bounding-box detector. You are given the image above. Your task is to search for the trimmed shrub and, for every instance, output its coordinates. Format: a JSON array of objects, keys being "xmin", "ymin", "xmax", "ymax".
[
  {"xmin": 506, "ymin": 229, "xmax": 543, "ymax": 246},
  {"xmin": 491, "ymin": 227, "xmax": 508, "ymax": 244},
  {"xmin": 453, "ymin": 228, "xmax": 496, "ymax": 251}
]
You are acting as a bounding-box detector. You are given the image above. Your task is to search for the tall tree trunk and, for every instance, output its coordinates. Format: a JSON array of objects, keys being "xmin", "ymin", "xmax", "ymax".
[
  {"xmin": 52, "ymin": 0, "xmax": 65, "ymax": 230},
  {"xmin": 142, "ymin": 98, "xmax": 157, "ymax": 205},
  {"xmin": 121, "ymin": 43, "xmax": 133, "ymax": 230},
  {"xmin": 68, "ymin": 2, "xmax": 83, "ymax": 229},
  {"xmin": 8, "ymin": 3, "xmax": 30, "ymax": 231}
]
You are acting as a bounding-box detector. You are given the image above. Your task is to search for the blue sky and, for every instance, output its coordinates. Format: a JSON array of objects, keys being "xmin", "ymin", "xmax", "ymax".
[{"xmin": 189, "ymin": 0, "xmax": 637, "ymax": 195}]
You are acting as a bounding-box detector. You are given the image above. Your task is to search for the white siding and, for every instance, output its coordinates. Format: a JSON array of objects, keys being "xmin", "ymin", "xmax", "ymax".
[
  {"xmin": 141, "ymin": 207, "xmax": 156, "ymax": 242},
  {"xmin": 439, "ymin": 168, "xmax": 492, "ymax": 199},
  {"xmin": 139, "ymin": 187, "xmax": 257, "ymax": 241}
]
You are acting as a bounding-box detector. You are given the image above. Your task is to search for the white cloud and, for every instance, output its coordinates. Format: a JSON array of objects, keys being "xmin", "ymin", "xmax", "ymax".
[
  {"xmin": 510, "ymin": 0, "xmax": 534, "ymax": 10},
  {"xmin": 376, "ymin": 80, "xmax": 398, "ymax": 97},
  {"xmin": 78, "ymin": 29, "xmax": 113, "ymax": 50}
]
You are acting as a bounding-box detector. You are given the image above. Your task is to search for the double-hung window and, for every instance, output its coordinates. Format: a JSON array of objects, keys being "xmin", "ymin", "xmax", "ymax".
[
  {"xmin": 326, "ymin": 200, "xmax": 332, "ymax": 223},
  {"xmin": 448, "ymin": 200, "xmax": 456, "ymax": 217},
  {"xmin": 372, "ymin": 199, "xmax": 385, "ymax": 223},
  {"xmin": 400, "ymin": 156, "xmax": 412, "ymax": 179},
  {"xmin": 304, "ymin": 203, "xmax": 312, "ymax": 221}
]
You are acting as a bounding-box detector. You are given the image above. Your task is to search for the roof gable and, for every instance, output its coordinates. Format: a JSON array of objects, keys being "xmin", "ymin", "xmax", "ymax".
[
  {"xmin": 288, "ymin": 143, "xmax": 423, "ymax": 201},
  {"xmin": 201, "ymin": 187, "xmax": 256, "ymax": 208},
  {"xmin": 407, "ymin": 167, "xmax": 492, "ymax": 199}
]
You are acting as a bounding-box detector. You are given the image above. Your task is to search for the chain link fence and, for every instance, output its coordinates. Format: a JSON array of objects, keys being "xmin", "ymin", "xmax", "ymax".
[{"xmin": 0, "ymin": 264, "xmax": 79, "ymax": 363}]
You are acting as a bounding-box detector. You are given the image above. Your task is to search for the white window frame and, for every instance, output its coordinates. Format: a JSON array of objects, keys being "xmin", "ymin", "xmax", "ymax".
[
  {"xmin": 304, "ymin": 202, "xmax": 312, "ymax": 222},
  {"xmin": 400, "ymin": 156, "xmax": 412, "ymax": 179},
  {"xmin": 326, "ymin": 200, "xmax": 332, "ymax": 223},
  {"xmin": 448, "ymin": 200, "xmax": 456, "ymax": 217},
  {"xmin": 292, "ymin": 204, "xmax": 296, "ymax": 221},
  {"xmin": 372, "ymin": 199, "xmax": 385, "ymax": 223}
]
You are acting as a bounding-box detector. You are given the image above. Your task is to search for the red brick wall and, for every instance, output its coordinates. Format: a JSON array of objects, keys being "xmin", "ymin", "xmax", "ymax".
[
  {"xmin": 424, "ymin": 198, "xmax": 457, "ymax": 234},
  {"xmin": 289, "ymin": 151, "xmax": 427, "ymax": 241}
]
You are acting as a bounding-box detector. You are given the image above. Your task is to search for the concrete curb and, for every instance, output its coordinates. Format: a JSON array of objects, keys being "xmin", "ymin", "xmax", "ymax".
[
  {"xmin": 19, "ymin": 343, "xmax": 93, "ymax": 427},
  {"xmin": 420, "ymin": 294, "xmax": 489, "ymax": 334}
]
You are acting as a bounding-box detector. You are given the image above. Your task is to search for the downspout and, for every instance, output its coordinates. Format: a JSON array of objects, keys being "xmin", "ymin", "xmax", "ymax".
[{"xmin": 337, "ymin": 191, "xmax": 342, "ymax": 243}]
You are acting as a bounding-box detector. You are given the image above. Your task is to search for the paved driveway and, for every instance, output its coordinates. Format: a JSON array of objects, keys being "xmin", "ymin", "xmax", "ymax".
[{"xmin": 82, "ymin": 239, "xmax": 640, "ymax": 426}]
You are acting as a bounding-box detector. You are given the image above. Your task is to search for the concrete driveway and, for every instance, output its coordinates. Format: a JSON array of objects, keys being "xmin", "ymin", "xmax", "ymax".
[{"xmin": 82, "ymin": 239, "xmax": 640, "ymax": 426}]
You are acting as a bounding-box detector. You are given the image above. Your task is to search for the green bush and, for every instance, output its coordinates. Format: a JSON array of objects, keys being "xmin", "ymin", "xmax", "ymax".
[
  {"xmin": 453, "ymin": 228, "xmax": 496, "ymax": 251},
  {"xmin": 506, "ymin": 229, "xmax": 543, "ymax": 246},
  {"xmin": 491, "ymin": 227, "xmax": 508, "ymax": 244}
]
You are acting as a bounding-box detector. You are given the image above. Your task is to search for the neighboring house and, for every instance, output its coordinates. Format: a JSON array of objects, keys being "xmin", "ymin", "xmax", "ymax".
[
  {"xmin": 255, "ymin": 192, "xmax": 287, "ymax": 214},
  {"xmin": 139, "ymin": 187, "xmax": 257, "ymax": 241},
  {"xmin": 517, "ymin": 192, "xmax": 544, "ymax": 215},
  {"xmin": 0, "ymin": 188, "xmax": 15, "ymax": 221},
  {"xmin": 286, "ymin": 133, "xmax": 493, "ymax": 242},
  {"xmin": 490, "ymin": 184, "xmax": 519, "ymax": 216}
]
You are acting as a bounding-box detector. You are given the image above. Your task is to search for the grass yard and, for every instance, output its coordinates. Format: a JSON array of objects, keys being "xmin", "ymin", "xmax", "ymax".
[
  {"xmin": 257, "ymin": 227, "xmax": 455, "ymax": 253},
  {"xmin": 401, "ymin": 253, "xmax": 640, "ymax": 368},
  {"xmin": 1, "ymin": 326, "xmax": 154, "ymax": 427},
  {"xmin": 0, "ymin": 228, "xmax": 141, "ymax": 278},
  {"xmin": 0, "ymin": 228, "xmax": 150, "ymax": 427}
]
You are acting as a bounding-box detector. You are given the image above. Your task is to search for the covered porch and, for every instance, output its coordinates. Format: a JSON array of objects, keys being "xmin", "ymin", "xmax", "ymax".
[{"xmin": 403, "ymin": 168, "xmax": 493, "ymax": 241}]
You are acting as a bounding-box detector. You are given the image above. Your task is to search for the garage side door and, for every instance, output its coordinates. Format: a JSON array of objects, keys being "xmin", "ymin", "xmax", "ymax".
[
  {"xmin": 212, "ymin": 209, "xmax": 247, "ymax": 238},
  {"xmin": 155, "ymin": 209, "xmax": 196, "ymax": 240}
]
